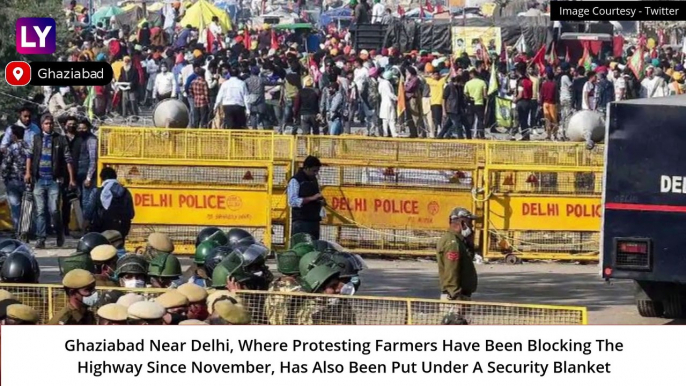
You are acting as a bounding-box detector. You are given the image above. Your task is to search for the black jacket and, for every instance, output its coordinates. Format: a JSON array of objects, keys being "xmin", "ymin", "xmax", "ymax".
[
  {"xmin": 30, "ymin": 131, "xmax": 72, "ymax": 181},
  {"xmin": 290, "ymin": 168, "xmax": 322, "ymax": 222}
]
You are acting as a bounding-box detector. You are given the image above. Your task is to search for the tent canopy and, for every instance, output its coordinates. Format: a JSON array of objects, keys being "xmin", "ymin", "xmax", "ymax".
[
  {"xmin": 179, "ymin": 0, "xmax": 232, "ymax": 31},
  {"xmin": 92, "ymin": 6, "xmax": 124, "ymax": 25}
]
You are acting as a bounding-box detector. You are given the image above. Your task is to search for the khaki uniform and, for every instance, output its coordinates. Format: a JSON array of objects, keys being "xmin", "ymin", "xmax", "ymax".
[
  {"xmin": 48, "ymin": 303, "xmax": 96, "ymax": 325},
  {"xmin": 436, "ymin": 229, "xmax": 478, "ymax": 300},
  {"xmin": 296, "ymin": 298, "xmax": 356, "ymax": 325},
  {"xmin": 265, "ymin": 277, "xmax": 302, "ymax": 325}
]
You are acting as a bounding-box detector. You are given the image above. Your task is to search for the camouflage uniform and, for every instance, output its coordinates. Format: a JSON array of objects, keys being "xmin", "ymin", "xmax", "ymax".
[
  {"xmin": 265, "ymin": 277, "xmax": 302, "ymax": 325},
  {"xmin": 296, "ymin": 297, "xmax": 356, "ymax": 325}
]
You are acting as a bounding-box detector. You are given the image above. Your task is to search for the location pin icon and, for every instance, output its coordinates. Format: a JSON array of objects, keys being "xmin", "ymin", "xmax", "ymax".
[{"xmin": 13, "ymin": 67, "xmax": 23, "ymax": 81}]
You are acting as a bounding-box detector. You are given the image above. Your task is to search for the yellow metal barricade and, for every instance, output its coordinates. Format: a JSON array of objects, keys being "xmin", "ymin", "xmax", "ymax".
[
  {"xmin": 295, "ymin": 136, "xmax": 485, "ymax": 255},
  {"xmin": 98, "ymin": 127, "xmax": 295, "ymax": 253},
  {"xmin": 482, "ymin": 142, "xmax": 604, "ymax": 262},
  {"xmin": 0, "ymin": 284, "xmax": 587, "ymax": 325}
]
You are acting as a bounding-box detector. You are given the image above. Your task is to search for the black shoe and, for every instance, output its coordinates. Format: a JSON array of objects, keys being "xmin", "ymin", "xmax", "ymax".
[
  {"xmin": 57, "ymin": 234, "xmax": 65, "ymax": 247},
  {"xmin": 35, "ymin": 239, "xmax": 46, "ymax": 249}
]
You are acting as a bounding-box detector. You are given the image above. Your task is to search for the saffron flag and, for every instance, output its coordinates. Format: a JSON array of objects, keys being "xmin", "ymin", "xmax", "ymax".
[
  {"xmin": 531, "ymin": 45, "xmax": 546, "ymax": 74},
  {"xmin": 628, "ymin": 47, "xmax": 645, "ymax": 80},
  {"xmin": 578, "ymin": 44, "xmax": 592, "ymax": 71},
  {"xmin": 397, "ymin": 76, "xmax": 406, "ymax": 117}
]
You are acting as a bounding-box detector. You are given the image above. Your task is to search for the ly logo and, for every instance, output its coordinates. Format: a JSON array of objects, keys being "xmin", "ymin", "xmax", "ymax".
[{"xmin": 16, "ymin": 18, "xmax": 56, "ymax": 55}]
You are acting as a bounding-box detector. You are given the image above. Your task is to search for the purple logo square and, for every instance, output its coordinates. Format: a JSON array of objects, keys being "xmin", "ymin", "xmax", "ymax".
[{"xmin": 16, "ymin": 18, "xmax": 56, "ymax": 55}]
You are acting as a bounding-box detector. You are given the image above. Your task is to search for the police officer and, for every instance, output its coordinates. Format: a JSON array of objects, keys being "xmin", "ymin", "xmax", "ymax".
[
  {"xmin": 296, "ymin": 262, "xmax": 347, "ymax": 325},
  {"xmin": 77, "ymin": 232, "xmax": 109, "ymax": 255},
  {"xmin": 265, "ymin": 250, "xmax": 302, "ymax": 325},
  {"xmin": 0, "ymin": 298, "xmax": 21, "ymax": 323},
  {"xmin": 116, "ymin": 254, "xmax": 148, "ymax": 288},
  {"xmin": 183, "ymin": 240, "xmax": 220, "ymax": 287},
  {"xmin": 147, "ymin": 252, "xmax": 182, "ymax": 288},
  {"xmin": 140, "ymin": 233, "xmax": 174, "ymax": 260},
  {"xmin": 102, "ymin": 230, "xmax": 126, "ymax": 258},
  {"xmin": 330, "ymin": 251, "xmax": 365, "ymax": 293},
  {"xmin": 437, "ymin": 207, "xmax": 478, "ymax": 301},
  {"xmin": 49, "ymin": 269, "xmax": 97, "ymax": 325},
  {"xmin": 154, "ymin": 290, "xmax": 189, "ymax": 325},
  {"xmin": 211, "ymin": 247, "xmax": 272, "ymax": 291},
  {"xmin": 177, "ymin": 283, "xmax": 209, "ymax": 321},
  {"xmin": 58, "ymin": 250, "xmax": 94, "ymax": 277},
  {"xmin": 127, "ymin": 301, "xmax": 166, "ymax": 325},
  {"xmin": 287, "ymin": 156, "xmax": 325, "ymax": 240},
  {"xmin": 97, "ymin": 304, "xmax": 128, "ymax": 325},
  {"xmin": 4, "ymin": 304, "xmax": 39, "ymax": 325},
  {"xmin": 90, "ymin": 244, "xmax": 119, "ymax": 287},
  {"xmin": 208, "ymin": 301, "xmax": 252, "ymax": 325}
]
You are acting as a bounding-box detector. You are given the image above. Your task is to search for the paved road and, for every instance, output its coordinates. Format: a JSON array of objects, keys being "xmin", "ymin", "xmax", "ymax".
[{"xmin": 29, "ymin": 240, "xmax": 682, "ymax": 325}]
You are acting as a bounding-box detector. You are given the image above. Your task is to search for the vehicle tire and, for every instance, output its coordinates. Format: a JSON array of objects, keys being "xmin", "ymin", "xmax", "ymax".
[
  {"xmin": 636, "ymin": 299, "xmax": 663, "ymax": 318},
  {"xmin": 504, "ymin": 254, "xmax": 519, "ymax": 265},
  {"xmin": 662, "ymin": 293, "xmax": 683, "ymax": 319}
]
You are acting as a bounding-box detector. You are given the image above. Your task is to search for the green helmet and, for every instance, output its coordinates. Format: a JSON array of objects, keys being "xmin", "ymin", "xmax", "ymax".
[
  {"xmin": 290, "ymin": 233, "xmax": 314, "ymax": 248},
  {"xmin": 300, "ymin": 265, "xmax": 340, "ymax": 293},
  {"xmin": 195, "ymin": 240, "xmax": 221, "ymax": 265},
  {"xmin": 212, "ymin": 253, "xmax": 253, "ymax": 287},
  {"xmin": 58, "ymin": 251, "xmax": 95, "ymax": 276},
  {"xmin": 148, "ymin": 252, "xmax": 182, "ymax": 278},
  {"xmin": 116, "ymin": 254, "xmax": 148, "ymax": 276},
  {"xmin": 277, "ymin": 250, "xmax": 301, "ymax": 275},
  {"xmin": 292, "ymin": 243, "xmax": 315, "ymax": 258},
  {"xmin": 299, "ymin": 251, "xmax": 321, "ymax": 277}
]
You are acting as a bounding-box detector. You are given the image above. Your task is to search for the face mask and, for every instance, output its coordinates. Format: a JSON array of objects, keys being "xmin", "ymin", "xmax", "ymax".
[
  {"xmin": 124, "ymin": 279, "xmax": 145, "ymax": 288},
  {"xmin": 461, "ymin": 226, "xmax": 473, "ymax": 239},
  {"xmin": 82, "ymin": 292, "xmax": 99, "ymax": 307},
  {"xmin": 350, "ymin": 276, "xmax": 361, "ymax": 291},
  {"xmin": 340, "ymin": 282, "xmax": 356, "ymax": 296}
]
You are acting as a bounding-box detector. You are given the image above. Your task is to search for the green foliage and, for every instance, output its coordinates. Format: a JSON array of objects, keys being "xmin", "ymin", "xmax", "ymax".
[{"xmin": 0, "ymin": 0, "xmax": 72, "ymax": 122}]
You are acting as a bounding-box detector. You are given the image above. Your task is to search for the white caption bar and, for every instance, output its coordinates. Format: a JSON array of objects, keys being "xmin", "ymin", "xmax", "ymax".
[{"xmin": 1, "ymin": 325, "xmax": 681, "ymax": 385}]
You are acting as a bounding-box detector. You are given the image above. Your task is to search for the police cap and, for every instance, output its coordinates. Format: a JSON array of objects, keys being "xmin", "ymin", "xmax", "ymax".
[
  {"xmin": 206, "ymin": 290, "xmax": 241, "ymax": 314},
  {"xmin": 214, "ymin": 301, "xmax": 251, "ymax": 325},
  {"xmin": 91, "ymin": 245, "xmax": 118, "ymax": 262},
  {"xmin": 128, "ymin": 301, "xmax": 166, "ymax": 320},
  {"xmin": 97, "ymin": 303, "xmax": 129, "ymax": 322},
  {"xmin": 6, "ymin": 304, "xmax": 38, "ymax": 323},
  {"xmin": 0, "ymin": 299, "xmax": 21, "ymax": 319},
  {"xmin": 179, "ymin": 319, "xmax": 208, "ymax": 325},
  {"xmin": 117, "ymin": 293, "xmax": 145, "ymax": 308},
  {"xmin": 155, "ymin": 290, "xmax": 189, "ymax": 309},
  {"xmin": 62, "ymin": 269, "xmax": 96, "ymax": 289},
  {"xmin": 148, "ymin": 233, "xmax": 174, "ymax": 253},
  {"xmin": 0, "ymin": 289, "xmax": 14, "ymax": 301},
  {"xmin": 177, "ymin": 283, "xmax": 208, "ymax": 303}
]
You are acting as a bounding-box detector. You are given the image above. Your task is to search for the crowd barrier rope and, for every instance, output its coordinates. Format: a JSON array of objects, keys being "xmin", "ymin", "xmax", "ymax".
[
  {"xmin": 0, "ymin": 283, "xmax": 588, "ymax": 325},
  {"xmin": 89, "ymin": 128, "xmax": 603, "ymax": 261}
]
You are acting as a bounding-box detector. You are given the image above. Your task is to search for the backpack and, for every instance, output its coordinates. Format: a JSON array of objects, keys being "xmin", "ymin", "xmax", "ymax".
[{"xmin": 90, "ymin": 187, "xmax": 132, "ymax": 235}]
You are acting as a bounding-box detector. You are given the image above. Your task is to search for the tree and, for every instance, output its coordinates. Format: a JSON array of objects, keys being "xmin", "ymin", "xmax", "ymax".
[{"xmin": 0, "ymin": 0, "xmax": 71, "ymax": 123}]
